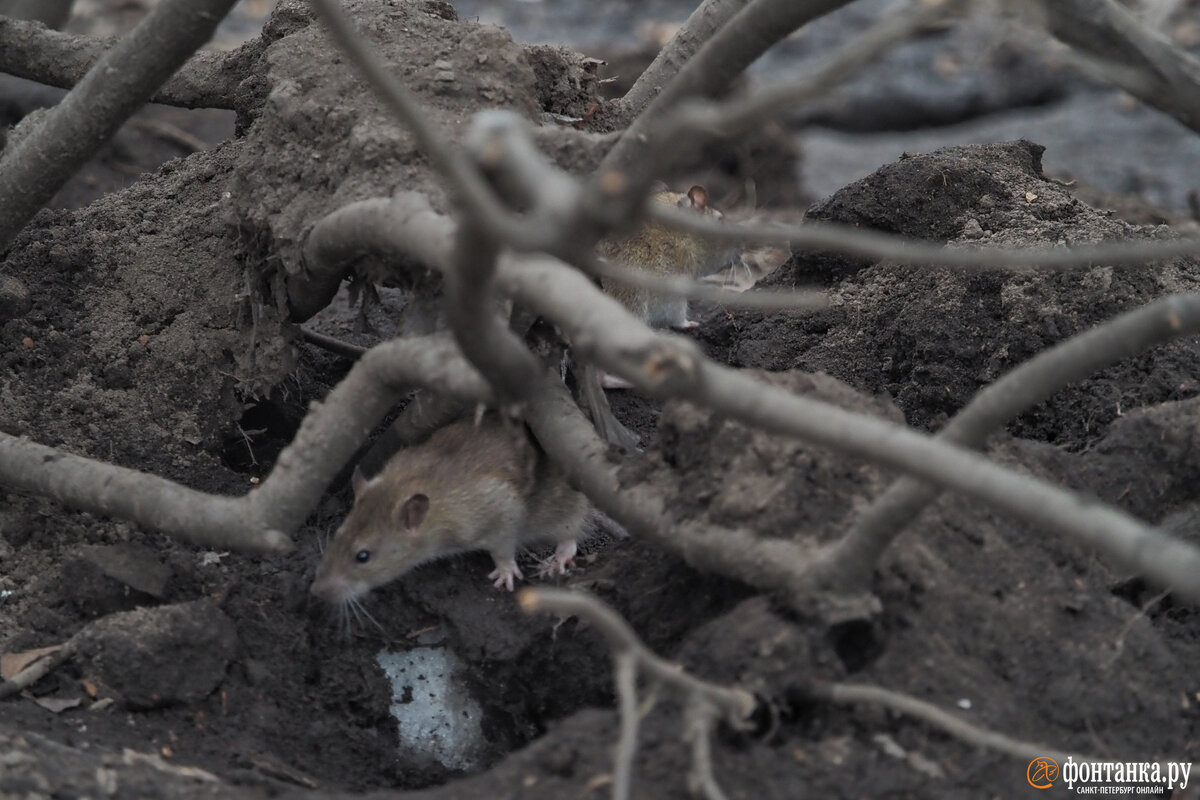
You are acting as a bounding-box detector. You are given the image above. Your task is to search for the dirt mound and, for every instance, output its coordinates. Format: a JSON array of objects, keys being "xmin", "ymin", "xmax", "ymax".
[{"xmin": 702, "ymin": 140, "xmax": 1200, "ymax": 447}]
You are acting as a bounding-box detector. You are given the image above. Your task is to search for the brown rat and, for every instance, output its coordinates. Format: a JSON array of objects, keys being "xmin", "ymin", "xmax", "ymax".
[
  {"xmin": 598, "ymin": 184, "xmax": 731, "ymax": 331},
  {"xmin": 310, "ymin": 414, "xmax": 589, "ymax": 605}
]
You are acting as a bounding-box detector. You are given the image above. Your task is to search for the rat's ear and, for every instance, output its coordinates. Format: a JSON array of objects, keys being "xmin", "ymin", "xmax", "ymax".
[
  {"xmin": 685, "ymin": 185, "xmax": 709, "ymax": 210},
  {"xmin": 397, "ymin": 493, "xmax": 430, "ymax": 530},
  {"xmin": 352, "ymin": 466, "xmax": 370, "ymax": 498}
]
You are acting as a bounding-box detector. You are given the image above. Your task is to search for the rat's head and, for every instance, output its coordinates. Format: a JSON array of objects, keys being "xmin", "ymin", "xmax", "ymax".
[
  {"xmin": 648, "ymin": 184, "xmax": 730, "ymax": 272},
  {"xmin": 310, "ymin": 468, "xmax": 443, "ymax": 605},
  {"xmin": 670, "ymin": 185, "xmax": 723, "ymax": 221}
]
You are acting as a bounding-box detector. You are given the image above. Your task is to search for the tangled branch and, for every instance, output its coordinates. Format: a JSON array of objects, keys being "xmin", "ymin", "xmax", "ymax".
[
  {"xmin": 0, "ymin": 15, "xmax": 246, "ymax": 110},
  {"xmin": 0, "ymin": 0, "xmax": 241, "ymax": 250}
]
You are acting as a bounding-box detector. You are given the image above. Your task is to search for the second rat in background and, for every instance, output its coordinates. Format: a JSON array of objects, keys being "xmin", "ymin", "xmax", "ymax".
[
  {"xmin": 310, "ymin": 414, "xmax": 589, "ymax": 606},
  {"xmin": 598, "ymin": 184, "xmax": 731, "ymax": 331}
]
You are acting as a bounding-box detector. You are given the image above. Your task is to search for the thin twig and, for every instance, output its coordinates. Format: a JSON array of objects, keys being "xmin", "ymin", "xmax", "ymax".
[
  {"xmin": 649, "ymin": 205, "xmax": 1200, "ymax": 271},
  {"xmin": 300, "ymin": 328, "xmax": 368, "ymax": 360},
  {"xmin": 613, "ymin": 652, "xmax": 639, "ymax": 800},
  {"xmin": 519, "ymin": 588, "xmax": 759, "ymax": 724},
  {"xmin": 684, "ymin": 702, "xmax": 729, "ymax": 800},
  {"xmin": 591, "ymin": 0, "xmax": 929, "ymax": 235},
  {"xmin": 813, "ymin": 681, "xmax": 1082, "ymax": 765}
]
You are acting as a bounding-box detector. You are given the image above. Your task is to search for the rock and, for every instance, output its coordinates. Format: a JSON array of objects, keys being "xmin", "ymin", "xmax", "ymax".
[
  {"xmin": 60, "ymin": 544, "xmax": 172, "ymax": 617},
  {"xmin": 73, "ymin": 599, "xmax": 236, "ymax": 709}
]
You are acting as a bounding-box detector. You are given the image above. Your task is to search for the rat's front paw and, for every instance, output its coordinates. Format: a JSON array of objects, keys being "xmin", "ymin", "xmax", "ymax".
[
  {"xmin": 536, "ymin": 540, "xmax": 578, "ymax": 578},
  {"xmin": 488, "ymin": 559, "xmax": 524, "ymax": 591},
  {"xmin": 599, "ymin": 370, "xmax": 634, "ymax": 390}
]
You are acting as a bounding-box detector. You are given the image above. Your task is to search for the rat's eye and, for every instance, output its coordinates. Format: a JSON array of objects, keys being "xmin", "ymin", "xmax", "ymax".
[{"xmin": 355, "ymin": 549, "xmax": 371, "ymax": 564}]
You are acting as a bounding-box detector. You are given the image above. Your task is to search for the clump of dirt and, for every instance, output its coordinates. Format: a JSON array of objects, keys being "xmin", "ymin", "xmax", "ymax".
[
  {"xmin": 702, "ymin": 139, "xmax": 1200, "ymax": 447},
  {"xmin": 622, "ymin": 370, "xmax": 903, "ymax": 543}
]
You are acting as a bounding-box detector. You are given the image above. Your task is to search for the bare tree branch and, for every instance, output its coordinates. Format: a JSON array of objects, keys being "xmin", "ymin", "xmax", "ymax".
[
  {"xmin": 0, "ymin": 334, "xmax": 490, "ymax": 552},
  {"xmin": 818, "ymin": 293, "xmax": 1200, "ymax": 589},
  {"xmin": 1042, "ymin": 0, "xmax": 1200, "ymax": 135},
  {"xmin": 819, "ymin": 679, "xmax": 1191, "ymax": 785},
  {"xmin": 0, "ymin": 0, "xmax": 240, "ymax": 250},
  {"xmin": 500, "ymin": 257, "xmax": 1200, "ymax": 602},
  {"xmin": 597, "ymin": 0, "xmax": 858, "ymax": 179},
  {"xmin": 523, "ymin": 587, "xmax": 752, "ymax": 800},
  {"xmin": 647, "ymin": 0, "xmax": 957, "ymax": 166},
  {"xmin": 523, "ymin": 367, "xmax": 820, "ymax": 596},
  {"xmin": 615, "ymin": 0, "xmax": 754, "ymax": 125},
  {"xmin": 0, "ymin": 434, "xmax": 288, "ymax": 552},
  {"xmin": 242, "ymin": 333, "xmax": 492, "ymax": 526},
  {"xmin": 591, "ymin": 0, "xmax": 929, "ymax": 239},
  {"xmin": 0, "ymin": 16, "xmax": 245, "ymax": 110},
  {"xmin": 293, "ymin": 195, "xmax": 450, "ymax": 322},
  {"xmin": 301, "ymin": 186, "xmax": 1200, "ymax": 602}
]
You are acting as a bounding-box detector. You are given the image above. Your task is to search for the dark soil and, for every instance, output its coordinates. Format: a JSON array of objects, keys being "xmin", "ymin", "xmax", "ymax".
[{"xmin": 2, "ymin": 2, "xmax": 1199, "ymax": 799}]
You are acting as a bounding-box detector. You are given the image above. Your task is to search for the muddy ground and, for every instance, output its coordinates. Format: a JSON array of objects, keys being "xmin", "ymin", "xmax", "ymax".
[{"xmin": 2, "ymin": 1, "xmax": 1200, "ymax": 798}]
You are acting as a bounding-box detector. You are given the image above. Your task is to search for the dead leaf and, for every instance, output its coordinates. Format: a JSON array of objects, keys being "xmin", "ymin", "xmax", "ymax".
[
  {"xmin": 1025, "ymin": 191, "xmax": 1038, "ymax": 202},
  {"xmin": 1, "ymin": 644, "xmax": 63, "ymax": 679},
  {"xmin": 33, "ymin": 695, "xmax": 82, "ymax": 713}
]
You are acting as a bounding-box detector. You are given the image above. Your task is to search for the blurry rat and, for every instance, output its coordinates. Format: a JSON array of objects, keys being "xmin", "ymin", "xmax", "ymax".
[
  {"xmin": 310, "ymin": 413, "xmax": 591, "ymax": 606},
  {"xmin": 593, "ymin": 185, "xmax": 731, "ymax": 391},
  {"xmin": 598, "ymin": 184, "xmax": 731, "ymax": 331}
]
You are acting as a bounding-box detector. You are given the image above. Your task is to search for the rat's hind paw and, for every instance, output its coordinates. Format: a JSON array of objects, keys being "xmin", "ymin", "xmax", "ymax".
[{"xmin": 488, "ymin": 559, "xmax": 524, "ymax": 591}]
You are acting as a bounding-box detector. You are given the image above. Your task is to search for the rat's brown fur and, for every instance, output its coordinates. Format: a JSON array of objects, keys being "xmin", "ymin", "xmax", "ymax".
[
  {"xmin": 599, "ymin": 185, "xmax": 731, "ymax": 328},
  {"xmin": 310, "ymin": 414, "xmax": 588, "ymax": 603}
]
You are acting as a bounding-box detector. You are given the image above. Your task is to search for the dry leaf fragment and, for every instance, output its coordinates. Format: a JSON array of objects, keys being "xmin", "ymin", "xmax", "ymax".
[
  {"xmin": 1, "ymin": 644, "xmax": 64, "ymax": 679},
  {"xmin": 33, "ymin": 695, "xmax": 82, "ymax": 713}
]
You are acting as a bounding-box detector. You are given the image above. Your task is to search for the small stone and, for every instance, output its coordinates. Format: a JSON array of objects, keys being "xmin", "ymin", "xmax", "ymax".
[
  {"xmin": 0, "ymin": 275, "xmax": 31, "ymax": 322},
  {"xmin": 61, "ymin": 543, "xmax": 173, "ymax": 617},
  {"xmin": 960, "ymin": 218, "xmax": 984, "ymax": 239}
]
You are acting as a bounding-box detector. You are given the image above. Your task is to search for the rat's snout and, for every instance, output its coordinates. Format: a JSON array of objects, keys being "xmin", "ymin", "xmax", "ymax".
[{"xmin": 310, "ymin": 568, "xmax": 358, "ymax": 605}]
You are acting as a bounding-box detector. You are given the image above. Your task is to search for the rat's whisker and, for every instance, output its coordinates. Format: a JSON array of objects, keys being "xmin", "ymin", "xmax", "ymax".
[
  {"xmin": 350, "ymin": 597, "xmax": 384, "ymax": 632},
  {"xmin": 334, "ymin": 601, "xmax": 353, "ymax": 639}
]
